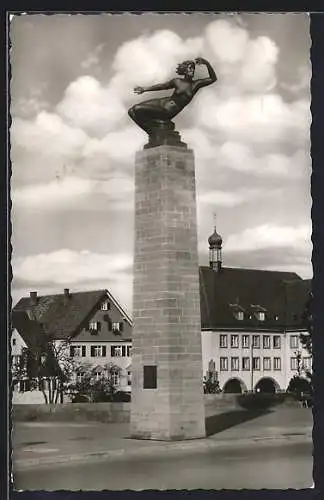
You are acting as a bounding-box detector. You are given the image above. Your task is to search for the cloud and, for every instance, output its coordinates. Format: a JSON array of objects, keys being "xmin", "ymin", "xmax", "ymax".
[
  {"xmin": 12, "ymin": 173, "xmax": 134, "ymax": 211},
  {"xmin": 83, "ymin": 126, "xmax": 145, "ymax": 162},
  {"xmin": 11, "ymin": 111, "xmax": 87, "ymax": 160},
  {"xmin": 192, "ymin": 92, "xmax": 310, "ymax": 145},
  {"xmin": 197, "ymin": 188, "xmax": 260, "ymax": 208},
  {"xmin": 56, "ymin": 76, "xmax": 126, "ymax": 136},
  {"xmin": 225, "ymin": 223, "xmax": 311, "ymax": 252},
  {"xmin": 12, "ymin": 249, "xmax": 134, "ymax": 311},
  {"xmin": 13, "ymin": 249, "xmax": 133, "ymax": 285}
]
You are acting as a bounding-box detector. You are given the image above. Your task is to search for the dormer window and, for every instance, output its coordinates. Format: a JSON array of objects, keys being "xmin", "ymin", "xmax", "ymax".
[
  {"xmin": 229, "ymin": 304, "xmax": 245, "ymax": 321},
  {"xmin": 250, "ymin": 305, "xmax": 266, "ymax": 322}
]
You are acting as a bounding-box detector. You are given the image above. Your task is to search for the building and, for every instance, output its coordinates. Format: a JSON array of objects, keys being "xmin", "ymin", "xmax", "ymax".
[
  {"xmin": 11, "ymin": 226, "xmax": 311, "ymax": 401},
  {"xmin": 12, "ymin": 288, "xmax": 133, "ymax": 402},
  {"xmin": 201, "ymin": 224, "xmax": 312, "ymax": 393}
]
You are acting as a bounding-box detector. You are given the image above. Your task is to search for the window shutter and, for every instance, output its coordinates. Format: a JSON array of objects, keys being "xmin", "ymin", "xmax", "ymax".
[
  {"xmin": 97, "ymin": 322, "xmax": 101, "ymax": 332},
  {"xmin": 70, "ymin": 346, "xmax": 74, "ymax": 357},
  {"xmin": 111, "ymin": 345, "xmax": 115, "ymax": 357},
  {"xmin": 90, "ymin": 346, "xmax": 95, "ymax": 357},
  {"xmin": 119, "ymin": 321, "xmax": 124, "ymax": 332},
  {"xmin": 122, "ymin": 345, "xmax": 126, "ymax": 357},
  {"xmin": 102, "ymin": 345, "xmax": 106, "ymax": 356},
  {"xmin": 108, "ymin": 319, "xmax": 112, "ymax": 331},
  {"xmin": 82, "ymin": 346, "xmax": 86, "ymax": 357}
]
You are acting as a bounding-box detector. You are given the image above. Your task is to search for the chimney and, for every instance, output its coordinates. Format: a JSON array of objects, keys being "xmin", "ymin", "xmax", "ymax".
[
  {"xmin": 63, "ymin": 288, "xmax": 70, "ymax": 304},
  {"xmin": 30, "ymin": 291, "xmax": 38, "ymax": 306}
]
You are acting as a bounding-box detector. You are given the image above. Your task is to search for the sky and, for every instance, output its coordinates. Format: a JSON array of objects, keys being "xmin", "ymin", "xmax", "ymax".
[{"xmin": 10, "ymin": 12, "xmax": 312, "ymax": 313}]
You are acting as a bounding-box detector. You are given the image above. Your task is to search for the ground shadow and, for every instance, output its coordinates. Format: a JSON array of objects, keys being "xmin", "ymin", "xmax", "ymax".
[{"xmin": 205, "ymin": 409, "xmax": 271, "ymax": 437}]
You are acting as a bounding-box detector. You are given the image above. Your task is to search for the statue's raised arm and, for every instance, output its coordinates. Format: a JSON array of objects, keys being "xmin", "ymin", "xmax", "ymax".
[{"xmin": 128, "ymin": 58, "xmax": 217, "ymax": 142}]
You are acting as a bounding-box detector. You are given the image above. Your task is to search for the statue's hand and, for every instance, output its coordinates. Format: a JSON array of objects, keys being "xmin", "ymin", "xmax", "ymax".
[
  {"xmin": 195, "ymin": 57, "xmax": 208, "ymax": 65},
  {"xmin": 134, "ymin": 86, "xmax": 145, "ymax": 94}
]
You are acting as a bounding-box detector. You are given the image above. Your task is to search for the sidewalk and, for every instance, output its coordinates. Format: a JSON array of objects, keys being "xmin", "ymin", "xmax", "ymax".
[{"xmin": 12, "ymin": 408, "xmax": 313, "ymax": 470}]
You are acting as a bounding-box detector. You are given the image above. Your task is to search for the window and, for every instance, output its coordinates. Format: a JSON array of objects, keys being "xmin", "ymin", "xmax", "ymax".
[
  {"xmin": 290, "ymin": 335, "xmax": 299, "ymax": 349},
  {"xmin": 274, "ymin": 357, "xmax": 281, "ymax": 371},
  {"xmin": 257, "ymin": 312, "xmax": 265, "ymax": 321},
  {"xmin": 236, "ymin": 311, "xmax": 244, "ymax": 321},
  {"xmin": 89, "ymin": 321, "xmax": 98, "ymax": 331},
  {"xmin": 143, "ymin": 365, "xmax": 157, "ymax": 389},
  {"xmin": 263, "ymin": 336, "xmax": 271, "ymax": 349},
  {"xmin": 252, "ymin": 335, "xmax": 260, "ymax": 349},
  {"xmin": 290, "ymin": 357, "xmax": 298, "ymax": 371},
  {"xmin": 263, "ymin": 357, "xmax": 271, "ymax": 371},
  {"xmin": 12, "ymin": 338, "xmax": 16, "ymax": 346},
  {"xmin": 219, "ymin": 334, "xmax": 228, "ymax": 348},
  {"xmin": 242, "ymin": 335, "xmax": 250, "ymax": 349},
  {"xmin": 90, "ymin": 345, "xmax": 107, "ymax": 357},
  {"xmin": 231, "ymin": 335, "xmax": 239, "ymax": 348},
  {"xmin": 93, "ymin": 370, "xmax": 103, "ymax": 381},
  {"xmin": 111, "ymin": 369, "xmax": 120, "ymax": 386},
  {"xmin": 252, "ymin": 357, "xmax": 260, "ymax": 371},
  {"xmin": 274, "ymin": 315, "xmax": 279, "ymax": 321},
  {"xmin": 273, "ymin": 336, "xmax": 281, "ymax": 349},
  {"xmin": 303, "ymin": 357, "xmax": 312, "ymax": 370},
  {"xmin": 101, "ymin": 301, "xmax": 110, "ymax": 311},
  {"xmin": 70, "ymin": 345, "xmax": 86, "ymax": 357},
  {"xmin": 220, "ymin": 357, "xmax": 228, "ymax": 371},
  {"xmin": 242, "ymin": 357, "xmax": 250, "ymax": 371},
  {"xmin": 76, "ymin": 371, "xmax": 85, "ymax": 383},
  {"xmin": 231, "ymin": 357, "xmax": 239, "ymax": 371},
  {"xmin": 112, "ymin": 322, "xmax": 120, "ymax": 331},
  {"xmin": 111, "ymin": 345, "xmax": 128, "ymax": 357}
]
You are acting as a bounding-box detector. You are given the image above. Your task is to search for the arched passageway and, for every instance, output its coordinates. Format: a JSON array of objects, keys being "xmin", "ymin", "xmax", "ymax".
[
  {"xmin": 223, "ymin": 378, "xmax": 246, "ymax": 394},
  {"xmin": 255, "ymin": 378, "xmax": 280, "ymax": 394}
]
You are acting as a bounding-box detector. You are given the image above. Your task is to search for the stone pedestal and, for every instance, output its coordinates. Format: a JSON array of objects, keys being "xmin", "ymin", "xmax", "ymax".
[{"xmin": 130, "ymin": 138, "xmax": 205, "ymax": 441}]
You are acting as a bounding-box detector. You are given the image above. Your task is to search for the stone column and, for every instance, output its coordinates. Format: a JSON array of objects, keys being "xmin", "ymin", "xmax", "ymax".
[{"xmin": 130, "ymin": 138, "xmax": 205, "ymax": 441}]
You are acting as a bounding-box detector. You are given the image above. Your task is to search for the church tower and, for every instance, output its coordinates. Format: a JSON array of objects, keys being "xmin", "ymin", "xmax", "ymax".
[{"xmin": 208, "ymin": 218, "xmax": 223, "ymax": 272}]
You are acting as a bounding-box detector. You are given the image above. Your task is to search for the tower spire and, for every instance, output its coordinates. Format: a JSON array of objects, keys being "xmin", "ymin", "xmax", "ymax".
[{"xmin": 208, "ymin": 214, "xmax": 222, "ymax": 272}]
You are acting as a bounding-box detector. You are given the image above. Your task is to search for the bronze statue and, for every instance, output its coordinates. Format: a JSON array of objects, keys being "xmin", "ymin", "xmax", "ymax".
[{"xmin": 128, "ymin": 58, "xmax": 217, "ymax": 147}]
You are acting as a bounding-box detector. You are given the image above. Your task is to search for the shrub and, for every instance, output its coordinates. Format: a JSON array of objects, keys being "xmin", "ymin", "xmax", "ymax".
[{"xmin": 237, "ymin": 392, "xmax": 286, "ymax": 411}]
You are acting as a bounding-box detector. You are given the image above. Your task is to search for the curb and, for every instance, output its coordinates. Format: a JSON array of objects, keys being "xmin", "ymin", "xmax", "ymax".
[{"xmin": 13, "ymin": 432, "xmax": 312, "ymax": 471}]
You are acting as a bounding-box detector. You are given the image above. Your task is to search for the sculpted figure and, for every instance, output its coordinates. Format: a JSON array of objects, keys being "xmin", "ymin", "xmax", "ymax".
[{"xmin": 128, "ymin": 58, "xmax": 217, "ymax": 136}]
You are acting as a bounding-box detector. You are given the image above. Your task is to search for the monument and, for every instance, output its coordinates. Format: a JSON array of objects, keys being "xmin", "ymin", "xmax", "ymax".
[{"xmin": 129, "ymin": 57, "xmax": 217, "ymax": 440}]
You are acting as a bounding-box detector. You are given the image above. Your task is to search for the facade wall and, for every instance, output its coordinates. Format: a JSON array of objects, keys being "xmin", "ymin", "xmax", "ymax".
[{"xmin": 202, "ymin": 329, "xmax": 311, "ymax": 392}]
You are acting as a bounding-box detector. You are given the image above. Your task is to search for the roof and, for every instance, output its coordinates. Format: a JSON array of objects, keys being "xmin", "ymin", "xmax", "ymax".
[
  {"xmin": 11, "ymin": 310, "xmax": 47, "ymax": 350},
  {"xmin": 199, "ymin": 266, "xmax": 309, "ymax": 331},
  {"xmin": 13, "ymin": 289, "xmax": 110, "ymax": 340}
]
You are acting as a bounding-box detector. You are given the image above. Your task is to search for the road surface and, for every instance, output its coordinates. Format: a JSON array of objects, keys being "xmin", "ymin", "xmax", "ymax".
[{"xmin": 14, "ymin": 439, "xmax": 312, "ymax": 491}]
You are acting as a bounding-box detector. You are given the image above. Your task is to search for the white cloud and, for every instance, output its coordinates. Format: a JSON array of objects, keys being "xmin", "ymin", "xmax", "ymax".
[
  {"xmin": 192, "ymin": 92, "xmax": 310, "ymax": 145},
  {"xmin": 12, "ymin": 249, "xmax": 134, "ymax": 311},
  {"xmin": 13, "ymin": 249, "xmax": 133, "ymax": 285},
  {"xmin": 56, "ymin": 76, "xmax": 126, "ymax": 136},
  {"xmin": 225, "ymin": 223, "xmax": 312, "ymax": 252},
  {"xmin": 83, "ymin": 126, "xmax": 145, "ymax": 162},
  {"xmin": 11, "ymin": 112, "xmax": 87, "ymax": 160},
  {"xmin": 198, "ymin": 189, "xmax": 259, "ymax": 208},
  {"xmin": 12, "ymin": 174, "xmax": 134, "ymax": 211}
]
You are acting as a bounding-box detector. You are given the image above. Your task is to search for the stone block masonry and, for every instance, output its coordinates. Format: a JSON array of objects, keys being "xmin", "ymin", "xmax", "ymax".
[{"xmin": 130, "ymin": 143, "xmax": 206, "ymax": 441}]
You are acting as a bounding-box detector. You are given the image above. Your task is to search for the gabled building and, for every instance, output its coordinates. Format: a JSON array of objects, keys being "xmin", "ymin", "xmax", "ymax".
[{"xmin": 12, "ymin": 288, "xmax": 133, "ymax": 397}]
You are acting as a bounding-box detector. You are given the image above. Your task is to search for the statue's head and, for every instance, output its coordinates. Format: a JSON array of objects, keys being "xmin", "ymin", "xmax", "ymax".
[{"xmin": 176, "ymin": 60, "xmax": 195, "ymax": 79}]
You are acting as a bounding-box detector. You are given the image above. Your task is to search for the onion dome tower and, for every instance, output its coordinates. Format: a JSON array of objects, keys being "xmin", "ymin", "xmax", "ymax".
[{"xmin": 208, "ymin": 218, "xmax": 223, "ymax": 272}]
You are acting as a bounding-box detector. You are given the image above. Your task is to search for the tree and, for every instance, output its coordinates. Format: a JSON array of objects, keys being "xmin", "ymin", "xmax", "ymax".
[
  {"xmin": 203, "ymin": 373, "xmax": 221, "ymax": 394},
  {"xmin": 300, "ymin": 290, "xmax": 313, "ymax": 356},
  {"xmin": 67, "ymin": 362, "xmax": 122, "ymax": 403},
  {"xmin": 14, "ymin": 335, "xmax": 77, "ymax": 404}
]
